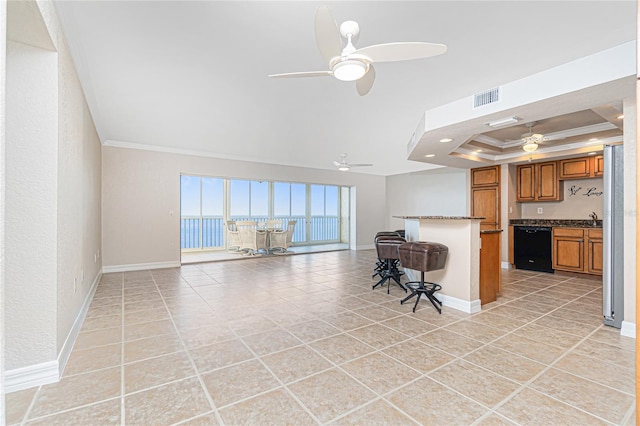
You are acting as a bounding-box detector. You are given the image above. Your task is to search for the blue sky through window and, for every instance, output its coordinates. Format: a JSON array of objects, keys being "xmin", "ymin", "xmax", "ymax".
[{"xmin": 183, "ymin": 176, "xmax": 339, "ymax": 219}]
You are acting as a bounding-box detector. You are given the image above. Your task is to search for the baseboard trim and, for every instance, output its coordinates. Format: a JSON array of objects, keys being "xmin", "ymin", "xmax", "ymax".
[
  {"xmin": 355, "ymin": 244, "xmax": 374, "ymax": 250},
  {"xmin": 439, "ymin": 295, "xmax": 482, "ymax": 314},
  {"xmin": 620, "ymin": 321, "xmax": 636, "ymax": 339},
  {"xmin": 403, "ymin": 269, "xmax": 481, "ymax": 314},
  {"xmin": 102, "ymin": 261, "xmax": 180, "ymax": 273},
  {"xmin": 5, "ymin": 270, "xmax": 104, "ymax": 393},
  {"xmin": 4, "ymin": 361, "xmax": 59, "ymax": 393},
  {"xmin": 57, "ymin": 270, "xmax": 102, "ymax": 377},
  {"xmin": 501, "ymin": 261, "xmax": 512, "ymax": 269}
]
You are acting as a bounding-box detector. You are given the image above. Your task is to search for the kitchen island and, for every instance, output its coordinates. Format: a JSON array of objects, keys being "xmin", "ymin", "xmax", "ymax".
[{"xmin": 394, "ymin": 216, "xmax": 486, "ymax": 313}]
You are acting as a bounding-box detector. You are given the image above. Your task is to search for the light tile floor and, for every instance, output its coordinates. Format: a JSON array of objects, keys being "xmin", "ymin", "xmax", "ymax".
[
  {"xmin": 6, "ymin": 250, "xmax": 636, "ymax": 425},
  {"xmin": 180, "ymin": 244, "xmax": 350, "ymax": 264}
]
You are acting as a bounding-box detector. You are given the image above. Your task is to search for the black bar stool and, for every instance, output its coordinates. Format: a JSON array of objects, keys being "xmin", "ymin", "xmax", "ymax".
[
  {"xmin": 373, "ymin": 236, "xmax": 406, "ymax": 294},
  {"xmin": 398, "ymin": 241, "xmax": 448, "ymax": 313},
  {"xmin": 372, "ymin": 232, "xmax": 401, "ymax": 279}
]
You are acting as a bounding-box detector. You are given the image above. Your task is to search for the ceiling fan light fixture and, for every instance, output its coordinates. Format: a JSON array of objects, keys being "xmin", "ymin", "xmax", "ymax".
[
  {"xmin": 338, "ymin": 165, "xmax": 350, "ymax": 171},
  {"xmin": 522, "ymin": 141, "xmax": 539, "ymax": 152},
  {"xmin": 333, "ymin": 60, "xmax": 367, "ymax": 81}
]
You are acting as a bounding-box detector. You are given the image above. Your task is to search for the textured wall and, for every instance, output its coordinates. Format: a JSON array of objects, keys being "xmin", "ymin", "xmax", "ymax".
[
  {"xmin": 4, "ymin": 1, "xmax": 102, "ymax": 373},
  {"xmin": 102, "ymin": 146, "xmax": 386, "ymax": 267},
  {"xmin": 5, "ymin": 40, "xmax": 59, "ymax": 369}
]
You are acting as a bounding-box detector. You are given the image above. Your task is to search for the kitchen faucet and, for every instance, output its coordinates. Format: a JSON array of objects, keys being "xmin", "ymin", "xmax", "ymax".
[{"xmin": 589, "ymin": 212, "xmax": 598, "ymax": 226}]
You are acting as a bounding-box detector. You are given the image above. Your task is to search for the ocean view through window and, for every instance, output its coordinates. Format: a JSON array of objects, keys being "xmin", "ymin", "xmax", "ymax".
[{"xmin": 180, "ymin": 175, "xmax": 346, "ymax": 251}]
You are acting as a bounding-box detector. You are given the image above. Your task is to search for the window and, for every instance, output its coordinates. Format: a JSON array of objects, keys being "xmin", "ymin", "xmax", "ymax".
[
  {"xmin": 310, "ymin": 184, "xmax": 340, "ymax": 241},
  {"xmin": 181, "ymin": 176, "xmax": 345, "ymax": 250},
  {"xmin": 180, "ymin": 175, "xmax": 224, "ymax": 249}
]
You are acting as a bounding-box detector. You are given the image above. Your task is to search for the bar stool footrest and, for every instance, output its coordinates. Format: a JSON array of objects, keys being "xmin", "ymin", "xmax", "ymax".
[{"xmin": 401, "ymin": 281, "xmax": 442, "ymax": 313}]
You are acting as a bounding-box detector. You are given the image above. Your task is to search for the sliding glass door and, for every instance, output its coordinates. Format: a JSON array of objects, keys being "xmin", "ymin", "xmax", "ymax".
[
  {"xmin": 180, "ymin": 176, "xmax": 224, "ymax": 251},
  {"xmin": 273, "ymin": 182, "xmax": 306, "ymax": 243}
]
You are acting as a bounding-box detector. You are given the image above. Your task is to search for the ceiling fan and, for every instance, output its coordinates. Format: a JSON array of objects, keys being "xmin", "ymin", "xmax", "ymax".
[
  {"xmin": 269, "ymin": 6, "xmax": 447, "ymax": 96},
  {"xmin": 333, "ymin": 153, "xmax": 372, "ymax": 171},
  {"xmin": 520, "ymin": 122, "xmax": 545, "ymax": 153}
]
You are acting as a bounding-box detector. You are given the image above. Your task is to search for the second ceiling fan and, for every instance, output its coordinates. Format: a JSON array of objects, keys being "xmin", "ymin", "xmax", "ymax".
[{"xmin": 269, "ymin": 6, "xmax": 447, "ymax": 96}]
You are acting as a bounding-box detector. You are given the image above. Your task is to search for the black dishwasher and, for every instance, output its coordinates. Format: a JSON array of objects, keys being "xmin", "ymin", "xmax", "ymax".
[{"xmin": 514, "ymin": 226, "xmax": 554, "ymax": 273}]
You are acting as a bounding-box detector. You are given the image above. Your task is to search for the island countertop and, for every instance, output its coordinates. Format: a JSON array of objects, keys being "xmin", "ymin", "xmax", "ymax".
[{"xmin": 393, "ymin": 215, "xmax": 486, "ymax": 220}]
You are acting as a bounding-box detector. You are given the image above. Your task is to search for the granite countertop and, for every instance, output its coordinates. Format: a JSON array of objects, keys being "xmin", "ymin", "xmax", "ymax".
[
  {"xmin": 394, "ymin": 215, "xmax": 486, "ymax": 220},
  {"xmin": 480, "ymin": 229, "xmax": 504, "ymax": 234},
  {"xmin": 509, "ymin": 219, "xmax": 602, "ymax": 228}
]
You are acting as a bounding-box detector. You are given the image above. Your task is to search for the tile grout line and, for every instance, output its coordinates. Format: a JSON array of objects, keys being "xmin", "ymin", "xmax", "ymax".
[
  {"xmin": 21, "ymin": 256, "xmax": 629, "ymax": 425},
  {"xmin": 194, "ymin": 284, "xmax": 324, "ymax": 426},
  {"xmin": 149, "ymin": 270, "xmax": 226, "ymax": 426},
  {"xmin": 471, "ymin": 324, "xmax": 618, "ymax": 425},
  {"xmin": 411, "ymin": 278, "xmax": 607, "ymax": 425}
]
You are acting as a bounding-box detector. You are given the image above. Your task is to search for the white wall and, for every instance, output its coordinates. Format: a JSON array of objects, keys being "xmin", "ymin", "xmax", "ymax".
[
  {"xmin": 52, "ymin": 2, "xmax": 103, "ymax": 355},
  {"xmin": 101, "ymin": 146, "xmax": 386, "ymax": 268},
  {"xmin": 384, "ymin": 167, "xmax": 468, "ymax": 231},
  {"xmin": 520, "ymin": 177, "xmax": 605, "ymax": 220},
  {"xmin": 4, "ymin": 0, "xmax": 102, "ymax": 385},
  {"xmin": 5, "ymin": 40, "xmax": 58, "ymax": 370}
]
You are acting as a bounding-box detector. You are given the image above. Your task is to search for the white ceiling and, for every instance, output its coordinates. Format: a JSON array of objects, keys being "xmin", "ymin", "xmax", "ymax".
[{"xmin": 53, "ymin": 1, "xmax": 636, "ymax": 176}]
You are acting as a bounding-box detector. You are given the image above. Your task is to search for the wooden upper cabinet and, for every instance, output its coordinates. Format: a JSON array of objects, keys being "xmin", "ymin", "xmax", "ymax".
[
  {"xmin": 537, "ymin": 161, "xmax": 562, "ymax": 201},
  {"xmin": 559, "ymin": 157, "xmax": 591, "ymax": 179},
  {"xmin": 516, "ymin": 161, "xmax": 562, "ymax": 202},
  {"xmin": 471, "ymin": 166, "xmax": 500, "ymax": 187},
  {"xmin": 516, "ymin": 164, "xmax": 536, "ymax": 202},
  {"xmin": 593, "ymin": 155, "xmax": 604, "ymax": 177},
  {"xmin": 559, "ymin": 155, "xmax": 605, "ymax": 179}
]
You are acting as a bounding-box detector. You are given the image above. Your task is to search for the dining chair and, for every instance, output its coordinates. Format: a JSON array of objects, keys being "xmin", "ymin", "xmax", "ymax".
[
  {"xmin": 284, "ymin": 220, "xmax": 296, "ymax": 251},
  {"xmin": 269, "ymin": 228, "xmax": 288, "ymax": 254},
  {"xmin": 226, "ymin": 221, "xmax": 242, "ymax": 253},
  {"xmin": 266, "ymin": 219, "xmax": 282, "ymax": 230},
  {"xmin": 237, "ymin": 221, "xmax": 267, "ymax": 256}
]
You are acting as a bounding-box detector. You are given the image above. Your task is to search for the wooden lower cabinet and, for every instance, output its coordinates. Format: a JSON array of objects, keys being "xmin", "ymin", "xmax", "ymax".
[
  {"xmin": 586, "ymin": 229, "xmax": 603, "ymax": 274},
  {"xmin": 480, "ymin": 231, "xmax": 502, "ymax": 305},
  {"xmin": 552, "ymin": 227, "xmax": 602, "ymax": 275}
]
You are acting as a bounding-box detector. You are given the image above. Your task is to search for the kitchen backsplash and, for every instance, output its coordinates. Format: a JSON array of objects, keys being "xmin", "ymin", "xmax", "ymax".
[{"xmin": 519, "ymin": 177, "xmax": 604, "ymax": 220}]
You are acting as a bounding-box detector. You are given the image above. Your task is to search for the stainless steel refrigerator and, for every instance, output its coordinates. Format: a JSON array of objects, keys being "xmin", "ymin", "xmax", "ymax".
[{"xmin": 603, "ymin": 144, "xmax": 624, "ymax": 328}]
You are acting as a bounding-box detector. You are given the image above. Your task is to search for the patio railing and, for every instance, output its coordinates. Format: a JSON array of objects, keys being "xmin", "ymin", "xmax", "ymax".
[{"xmin": 180, "ymin": 215, "xmax": 340, "ymax": 250}]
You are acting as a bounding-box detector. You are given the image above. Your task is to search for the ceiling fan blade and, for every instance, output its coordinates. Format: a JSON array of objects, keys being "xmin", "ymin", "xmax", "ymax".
[
  {"xmin": 315, "ymin": 6, "xmax": 343, "ymax": 62},
  {"xmin": 356, "ymin": 65, "xmax": 376, "ymax": 96},
  {"xmin": 354, "ymin": 42, "xmax": 447, "ymax": 63},
  {"xmin": 349, "ymin": 163, "xmax": 373, "ymax": 167},
  {"xmin": 269, "ymin": 71, "xmax": 333, "ymax": 78},
  {"xmin": 332, "ymin": 161, "xmax": 342, "ymax": 167}
]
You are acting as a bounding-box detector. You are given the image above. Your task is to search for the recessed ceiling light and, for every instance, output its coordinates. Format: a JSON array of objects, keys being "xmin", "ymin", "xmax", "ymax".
[
  {"xmin": 475, "ymin": 149, "xmax": 483, "ymax": 152},
  {"xmin": 617, "ymin": 114, "xmax": 624, "ymax": 119},
  {"xmin": 424, "ymin": 154, "xmax": 435, "ymax": 158},
  {"xmin": 439, "ymin": 138, "xmax": 453, "ymax": 143},
  {"xmin": 588, "ymin": 152, "xmax": 597, "ymax": 155}
]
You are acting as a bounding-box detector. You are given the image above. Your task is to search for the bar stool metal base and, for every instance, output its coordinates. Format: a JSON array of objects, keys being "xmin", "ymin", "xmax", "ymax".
[
  {"xmin": 400, "ymin": 271, "xmax": 442, "ymax": 313},
  {"xmin": 372, "ymin": 259, "xmax": 406, "ymax": 294}
]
